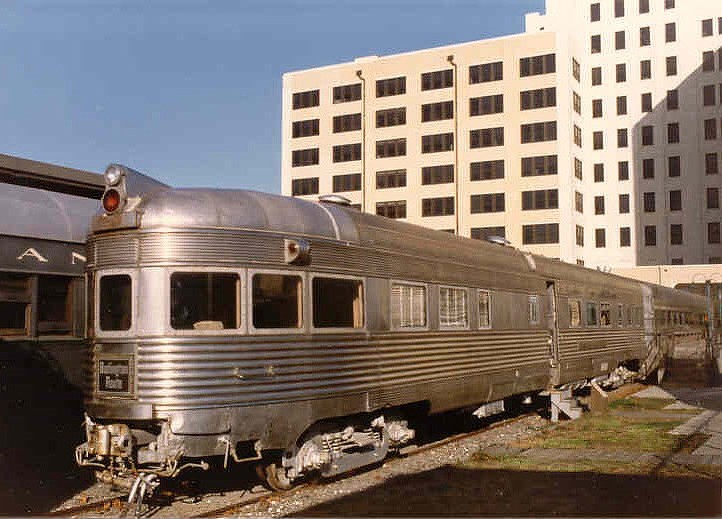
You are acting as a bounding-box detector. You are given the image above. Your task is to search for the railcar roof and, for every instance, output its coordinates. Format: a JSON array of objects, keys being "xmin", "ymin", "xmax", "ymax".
[{"xmin": 0, "ymin": 182, "xmax": 98, "ymax": 243}]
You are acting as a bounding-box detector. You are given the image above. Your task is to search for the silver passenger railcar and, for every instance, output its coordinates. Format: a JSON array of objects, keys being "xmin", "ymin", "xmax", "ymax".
[{"xmin": 77, "ymin": 165, "xmax": 708, "ymax": 489}]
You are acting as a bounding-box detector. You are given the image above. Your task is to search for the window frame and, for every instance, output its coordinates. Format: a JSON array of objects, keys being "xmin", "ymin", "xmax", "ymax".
[
  {"xmin": 248, "ymin": 268, "xmax": 305, "ymax": 335},
  {"xmin": 438, "ymin": 285, "xmax": 470, "ymax": 330},
  {"xmin": 310, "ymin": 273, "xmax": 366, "ymax": 333},
  {"xmin": 478, "ymin": 289, "xmax": 492, "ymax": 329},
  {"xmin": 390, "ymin": 280, "xmax": 429, "ymax": 331},
  {"xmin": 95, "ymin": 269, "xmax": 136, "ymax": 338},
  {"xmin": 528, "ymin": 294, "xmax": 540, "ymax": 325}
]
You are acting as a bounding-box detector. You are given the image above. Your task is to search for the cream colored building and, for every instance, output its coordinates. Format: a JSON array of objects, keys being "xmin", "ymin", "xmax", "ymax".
[{"xmin": 281, "ymin": 0, "xmax": 722, "ymax": 269}]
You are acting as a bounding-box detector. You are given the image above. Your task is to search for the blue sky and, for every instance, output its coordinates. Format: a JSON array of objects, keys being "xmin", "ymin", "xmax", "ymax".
[{"xmin": 0, "ymin": 0, "xmax": 543, "ymax": 192}]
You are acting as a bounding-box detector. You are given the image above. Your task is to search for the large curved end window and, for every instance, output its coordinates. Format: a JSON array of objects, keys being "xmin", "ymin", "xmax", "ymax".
[
  {"xmin": 171, "ymin": 272, "xmax": 240, "ymax": 330},
  {"xmin": 313, "ymin": 277, "xmax": 364, "ymax": 328},
  {"xmin": 252, "ymin": 274, "xmax": 302, "ymax": 329},
  {"xmin": 99, "ymin": 275, "xmax": 132, "ymax": 331}
]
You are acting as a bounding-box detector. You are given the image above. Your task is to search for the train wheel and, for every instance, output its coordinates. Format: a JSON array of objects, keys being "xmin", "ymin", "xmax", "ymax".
[{"xmin": 256, "ymin": 462, "xmax": 293, "ymax": 492}]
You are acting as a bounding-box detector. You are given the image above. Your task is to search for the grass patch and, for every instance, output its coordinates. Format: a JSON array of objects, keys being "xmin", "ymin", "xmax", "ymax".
[
  {"xmin": 609, "ymin": 397, "xmax": 677, "ymax": 410},
  {"xmin": 467, "ymin": 454, "xmax": 653, "ymax": 476}
]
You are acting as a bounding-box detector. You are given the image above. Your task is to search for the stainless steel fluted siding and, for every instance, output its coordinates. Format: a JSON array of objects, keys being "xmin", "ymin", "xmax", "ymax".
[
  {"xmin": 109, "ymin": 330, "xmax": 550, "ymax": 412},
  {"xmin": 559, "ymin": 329, "xmax": 645, "ymax": 360}
]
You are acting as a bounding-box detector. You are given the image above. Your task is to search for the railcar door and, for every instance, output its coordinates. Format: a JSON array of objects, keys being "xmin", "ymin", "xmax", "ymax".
[{"xmin": 546, "ymin": 281, "xmax": 560, "ymax": 378}]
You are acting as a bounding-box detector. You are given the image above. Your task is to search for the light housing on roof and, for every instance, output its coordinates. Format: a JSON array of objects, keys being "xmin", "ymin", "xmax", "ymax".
[
  {"xmin": 101, "ymin": 164, "xmax": 128, "ymax": 214},
  {"xmin": 104, "ymin": 164, "xmax": 124, "ymax": 186}
]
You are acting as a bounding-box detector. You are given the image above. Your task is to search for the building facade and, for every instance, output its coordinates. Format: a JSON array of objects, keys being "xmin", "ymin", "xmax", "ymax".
[{"xmin": 281, "ymin": 0, "xmax": 722, "ymax": 269}]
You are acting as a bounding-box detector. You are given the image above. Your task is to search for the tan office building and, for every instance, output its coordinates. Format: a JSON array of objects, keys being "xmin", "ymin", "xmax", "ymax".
[{"xmin": 282, "ymin": 0, "xmax": 722, "ymax": 269}]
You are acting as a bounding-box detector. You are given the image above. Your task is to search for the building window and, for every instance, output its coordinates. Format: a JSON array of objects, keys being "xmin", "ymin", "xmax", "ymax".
[
  {"xmin": 574, "ymin": 125, "xmax": 582, "ymax": 147},
  {"xmin": 666, "ymin": 56, "xmax": 677, "ymax": 76},
  {"xmin": 667, "ymin": 123, "xmax": 680, "ymax": 144},
  {"xmin": 470, "ymin": 94, "xmax": 504, "ymax": 116},
  {"xmin": 576, "ymin": 225, "xmax": 584, "ymax": 246},
  {"xmin": 575, "ymin": 191, "xmax": 584, "ymax": 213},
  {"xmin": 572, "ymin": 58, "xmax": 580, "ymax": 81},
  {"xmin": 594, "ymin": 196, "xmax": 605, "ymax": 215},
  {"xmin": 615, "ymin": 31, "xmax": 626, "ymax": 50},
  {"xmin": 292, "ymin": 89, "xmax": 320, "ymax": 109},
  {"xmin": 618, "ymin": 128, "xmax": 628, "ymax": 148},
  {"xmin": 702, "ymin": 51, "xmax": 715, "ymax": 72},
  {"xmin": 670, "ymin": 224, "xmax": 683, "ymax": 245},
  {"xmin": 667, "ymin": 89, "xmax": 679, "ymax": 110},
  {"xmin": 422, "ymin": 164, "xmax": 454, "ymax": 185},
  {"xmin": 573, "ymin": 91, "xmax": 581, "ymax": 114},
  {"xmin": 644, "ymin": 225, "xmax": 656, "ymax": 246},
  {"xmin": 620, "ymin": 227, "xmax": 631, "ymax": 247},
  {"xmin": 594, "ymin": 163, "xmax": 604, "ymax": 182},
  {"xmin": 422, "ymin": 196, "xmax": 454, "ymax": 217},
  {"xmin": 618, "ymin": 161, "xmax": 629, "ymax": 180},
  {"xmin": 665, "ymin": 22, "xmax": 676, "ymax": 42},
  {"xmin": 643, "ymin": 192, "xmax": 656, "ymax": 212},
  {"xmin": 616, "ymin": 63, "xmax": 626, "ymax": 82},
  {"xmin": 421, "ymin": 69, "xmax": 453, "ymax": 90},
  {"xmin": 333, "ymin": 143, "xmax": 362, "ymax": 163},
  {"xmin": 469, "ymin": 61, "xmax": 503, "ymax": 83},
  {"xmin": 376, "ymin": 138, "xmax": 406, "ymax": 158},
  {"xmin": 669, "ymin": 190, "xmax": 682, "ymax": 211},
  {"xmin": 422, "ymin": 100, "xmax": 454, "ymax": 122},
  {"xmin": 522, "ymin": 223, "xmax": 559, "ymax": 245},
  {"xmin": 665, "ymin": 0, "xmax": 674, "ymax": 9},
  {"xmin": 591, "ymin": 35, "xmax": 601, "ymax": 54},
  {"xmin": 619, "ymin": 194, "xmax": 630, "ymax": 213},
  {"xmin": 376, "ymin": 76, "xmax": 406, "ymax": 98},
  {"xmin": 640, "ymin": 59, "xmax": 651, "ymax": 79},
  {"xmin": 470, "ymin": 193, "xmax": 505, "ymax": 213},
  {"xmin": 591, "ymin": 67, "xmax": 602, "ymax": 86},
  {"xmin": 641, "ymin": 93, "xmax": 652, "ymax": 112},
  {"xmin": 642, "ymin": 158, "xmax": 655, "ymax": 179},
  {"xmin": 706, "ymin": 153, "xmax": 719, "ymax": 175},
  {"xmin": 376, "ymin": 169, "xmax": 406, "ymax": 189},
  {"xmin": 519, "ymin": 53, "xmax": 556, "ymax": 77},
  {"xmin": 522, "ymin": 189, "xmax": 558, "ymax": 210},
  {"xmin": 521, "ymin": 155, "xmax": 557, "ymax": 177},
  {"xmin": 593, "ymin": 131, "xmax": 604, "ymax": 150},
  {"xmin": 391, "ymin": 282, "xmax": 426, "ymax": 329},
  {"xmin": 520, "ymin": 88, "xmax": 555, "ymax": 110},
  {"xmin": 590, "ymin": 2, "xmax": 600, "ymax": 22},
  {"xmin": 592, "ymin": 99, "xmax": 603, "ymax": 118},
  {"xmin": 640, "ymin": 26, "xmax": 650, "ymax": 46},
  {"xmin": 332, "ymin": 173, "xmax": 361, "ymax": 193},
  {"xmin": 707, "ymin": 188, "xmax": 720, "ymax": 209},
  {"xmin": 709, "ymin": 222, "xmax": 721, "ymax": 244},
  {"xmin": 668, "ymin": 156, "xmax": 680, "ymax": 177},
  {"xmin": 376, "ymin": 200, "xmax": 406, "ymax": 219},
  {"xmin": 614, "ymin": 0, "xmax": 624, "ymax": 17},
  {"xmin": 702, "ymin": 19, "xmax": 713, "ymax": 37},
  {"xmin": 471, "ymin": 160, "xmax": 505, "ymax": 181},
  {"xmin": 333, "ymin": 113, "xmax": 362, "ymax": 133},
  {"xmin": 521, "ymin": 121, "xmax": 557, "ymax": 143},
  {"xmin": 291, "ymin": 177, "xmax": 319, "ymax": 196},
  {"xmin": 704, "ymin": 119, "xmax": 718, "ymax": 140},
  {"xmin": 704, "ymin": 85, "xmax": 717, "ymax": 106},
  {"xmin": 422, "ymin": 132, "xmax": 455, "ymax": 153},
  {"xmin": 639, "ymin": 0, "xmax": 649, "ymax": 13},
  {"xmin": 641, "ymin": 125, "xmax": 654, "ymax": 145},
  {"xmin": 292, "ymin": 148, "xmax": 319, "ymax": 167},
  {"xmin": 575, "ymin": 157, "xmax": 583, "ymax": 179},
  {"xmin": 376, "ymin": 107, "xmax": 406, "ymax": 128},
  {"xmin": 471, "ymin": 227, "xmax": 505, "ymax": 242},
  {"xmin": 617, "ymin": 96, "xmax": 627, "ymax": 115},
  {"xmin": 470, "ymin": 127, "xmax": 504, "ymax": 148},
  {"xmin": 333, "ymin": 83, "xmax": 362, "ymax": 104},
  {"xmin": 595, "ymin": 228, "xmax": 606, "ymax": 248},
  {"xmin": 292, "ymin": 118, "xmax": 320, "ymax": 138}
]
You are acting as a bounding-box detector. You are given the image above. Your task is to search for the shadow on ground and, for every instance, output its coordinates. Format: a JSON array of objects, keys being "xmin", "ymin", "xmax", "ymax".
[
  {"xmin": 0, "ymin": 343, "xmax": 93, "ymax": 515},
  {"xmin": 296, "ymin": 465, "xmax": 721, "ymax": 517}
]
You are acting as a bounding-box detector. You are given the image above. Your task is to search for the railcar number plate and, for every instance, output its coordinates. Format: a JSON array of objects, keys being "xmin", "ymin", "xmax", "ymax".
[{"xmin": 98, "ymin": 358, "xmax": 132, "ymax": 393}]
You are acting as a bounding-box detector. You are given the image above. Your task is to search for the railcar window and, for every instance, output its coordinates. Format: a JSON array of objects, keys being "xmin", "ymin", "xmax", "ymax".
[
  {"xmin": 252, "ymin": 274, "xmax": 302, "ymax": 329},
  {"xmin": 38, "ymin": 276, "xmax": 73, "ymax": 335},
  {"xmin": 568, "ymin": 300, "xmax": 581, "ymax": 328},
  {"xmin": 99, "ymin": 275, "xmax": 132, "ymax": 331},
  {"xmin": 528, "ymin": 295, "xmax": 539, "ymax": 324},
  {"xmin": 586, "ymin": 302, "xmax": 598, "ymax": 326},
  {"xmin": 391, "ymin": 282, "xmax": 427, "ymax": 328},
  {"xmin": 617, "ymin": 304, "xmax": 624, "ymax": 327},
  {"xmin": 171, "ymin": 273, "xmax": 240, "ymax": 330},
  {"xmin": 478, "ymin": 290, "xmax": 491, "ymax": 328},
  {"xmin": 0, "ymin": 273, "xmax": 30, "ymax": 336},
  {"xmin": 439, "ymin": 287, "xmax": 468, "ymax": 328},
  {"xmin": 600, "ymin": 303, "xmax": 611, "ymax": 327},
  {"xmin": 313, "ymin": 277, "xmax": 363, "ymax": 328}
]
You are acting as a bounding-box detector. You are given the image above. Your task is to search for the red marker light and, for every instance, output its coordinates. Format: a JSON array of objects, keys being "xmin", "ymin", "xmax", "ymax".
[{"xmin": 102, "ymin": 189, "xmax": 121, "ymax": 213}]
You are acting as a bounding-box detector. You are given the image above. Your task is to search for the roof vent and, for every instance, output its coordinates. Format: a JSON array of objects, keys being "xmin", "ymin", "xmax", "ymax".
[
  {"xmin": 486, "ymin": 235, "xmax": 512, "ymax": 247},
  {"xmin": 318, "ymin": 194, "xmax": 352, "ymax": 206}
]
